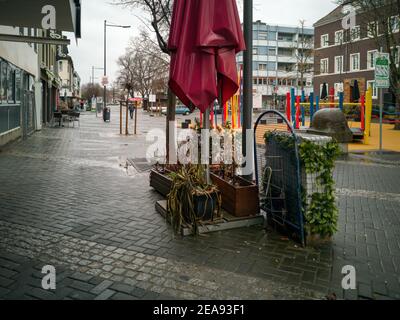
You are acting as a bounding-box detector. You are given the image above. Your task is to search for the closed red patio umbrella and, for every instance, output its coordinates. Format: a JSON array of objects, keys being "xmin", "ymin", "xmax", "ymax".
[{"xmin": 168, "ymin": 0, "xmax": 245, "ymax": 113}]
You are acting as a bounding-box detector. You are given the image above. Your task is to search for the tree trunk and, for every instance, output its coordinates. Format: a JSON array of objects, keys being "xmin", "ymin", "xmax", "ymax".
[{"xmin": 166, "ymin": 88, "xmax": 176, "ymax": 163}]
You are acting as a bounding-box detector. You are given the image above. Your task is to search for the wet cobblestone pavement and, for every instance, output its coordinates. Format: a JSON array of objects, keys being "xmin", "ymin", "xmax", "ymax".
[{"xmin": 0, "ymin": 107, "xmax": 399, "ymax": 300}]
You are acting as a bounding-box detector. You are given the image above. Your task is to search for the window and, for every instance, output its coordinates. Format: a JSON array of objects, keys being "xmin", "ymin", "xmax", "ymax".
[
  {"xmin": 368, "ymin": 21, "xmax": 378, "ymax": 38},
  {"xmin": 7, "ymin": 66, "xmax": 15, "ymax": 103},
  {"xmin": 259, "ymin": 63, "xmax": 267, "ymax": 71},
  {"xmin": 350, "ymin": 53, "xmax": 360, "ymax": 71},
  {"xmin": 367, "ymin": 50, "xmax": 378, "ymax": 69},
  {"xmin": 258, "ymin": 31, "xmax": 268, "ymax": 40},
  {"xmin": 320, "ymin": 83, "xmax": 329, "ymax": 96},
  {"xmin": 350, "ymin": 26, "xmax": 361, "ymax": 41},
  {"xmin": 15, "ymin": 69, "xmax": 21, "ymax": 103},
  {"xmin": 320, "ymin": 58, "xmax": 329, "ymax": 74},
  {"xmin": 59, "ymin": 61, "xmax": 63, "ymax": 72},
  {"xmin": 335, "ymin": 56, "xmax": 344, "ymax": 73},
  {"xmin": 367, "ymin": 80, "xmax": 378, "ymax": 99},
  {"xmin": 389, "ymin": 16, "xmax": 400, "ymax": 33},
  {"xmin": 253, "ymin": 48, "xmax": 259, "ymax": 55},
  {"xmin": 321, "ymin": 34, "xmax": 329, "ymax": 47},
  {"xmin": 335, "ymin": 30, "xmax": 343, "ymax": 45},
  {"xmin": 0, "ymin": 61, "xmax": 7, "ymax": 103},
  {"xmin": 268, "ymin": 47, "xmax": 276, "ymax": 56},
  {"xmin": 334, "ymin": 83, "xmax": 344, "ymax": 97}
]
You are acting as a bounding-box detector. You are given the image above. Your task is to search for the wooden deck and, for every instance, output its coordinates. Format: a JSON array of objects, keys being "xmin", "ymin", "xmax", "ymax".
[{"xmin": 155, "ymin": 200, "xmax": 265, "ymax": 236}]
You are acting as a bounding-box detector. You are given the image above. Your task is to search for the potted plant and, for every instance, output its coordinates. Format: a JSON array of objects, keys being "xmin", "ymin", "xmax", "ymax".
[
  {"xmin": 150, "ymin": 163, "xmax": 181, "ymax": 197},
  {"xmin": 210, "ymin": 172, "xmax": 260, "ymax": 217},
  {"xmin": 263, "ymin": 131, "xmax": 341, "ymax": 246},
  {"xmin": 210, "ymin": 125, "xmax": 259, "ymax": 217},
  {"xmin": 167, "ymin": 164, "xmax": 221, "ymax": 235}
]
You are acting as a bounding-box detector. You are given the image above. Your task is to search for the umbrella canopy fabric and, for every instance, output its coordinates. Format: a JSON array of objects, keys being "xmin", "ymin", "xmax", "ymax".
[
  {"xmin": 168, "ymin": 0, "xmax": 245, "ymax": 113},
  {"xmin": 352, "ymin": 80, "xmax": 360, "ymax": 102},
  {"xmin": 320, "ymin": 83, "xmax": 328, "ymax": 100}
]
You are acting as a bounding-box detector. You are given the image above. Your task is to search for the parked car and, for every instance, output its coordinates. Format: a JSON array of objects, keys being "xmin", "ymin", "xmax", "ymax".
[{"xmin": 162, "ymin": 105, "xmax": 191, "ymax": 116}]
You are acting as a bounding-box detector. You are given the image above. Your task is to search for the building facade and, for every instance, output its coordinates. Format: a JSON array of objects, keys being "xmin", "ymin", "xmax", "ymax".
[
  {"xmin": 237, "ymin": 21, "xmax": 314, "ymax": 109},
  {"xmin": 313, "ymin": 4, "xmax": 400, "ymax": 103},
  {"xmin": 57, "ymin": 47, "xmax": 81, "ymax": 108},
  {"xmin": 38, "ymin": 29, "xmax": 62, "ymax": 126},
  {"xmin": 0, "ymin": 26, "xmax": 39, "ymax": 146},
  {"xmin": 0, "ymin": 0, "xmax": 82, "ymax": 147}
]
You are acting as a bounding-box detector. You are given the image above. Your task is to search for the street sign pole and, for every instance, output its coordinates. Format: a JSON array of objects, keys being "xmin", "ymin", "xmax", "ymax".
[
  {"xmin": 380, "ymin": 89, "xmax": 383, "ymax": 152},
  {"xmin": 375, "ymin": 52, "xmax": 390, "ymax": 154}
]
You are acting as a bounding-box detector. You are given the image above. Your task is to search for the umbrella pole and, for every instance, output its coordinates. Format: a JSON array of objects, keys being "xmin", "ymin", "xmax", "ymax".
[
  {"xmin": 242, "ymin": 0, "xmax": 254, "ymax": 181},
  {"xmin": 203, "ymin": 107, "xmax": 211, "ymax": 184}
]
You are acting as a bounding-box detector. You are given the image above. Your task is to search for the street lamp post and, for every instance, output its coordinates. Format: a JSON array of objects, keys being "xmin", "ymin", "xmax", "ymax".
[{"xmin": 103, "ymin": 20, "xmax": 131, "ymax": 113}]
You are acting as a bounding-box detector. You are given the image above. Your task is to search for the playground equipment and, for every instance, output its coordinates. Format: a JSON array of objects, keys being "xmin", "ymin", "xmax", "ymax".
[{"xmin": 286, "ymin": 87, "xmax": 373, "ymax": 144}]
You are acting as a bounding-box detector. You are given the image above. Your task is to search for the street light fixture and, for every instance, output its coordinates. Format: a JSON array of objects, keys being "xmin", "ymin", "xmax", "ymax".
[{"xmin": 103, "ymin": 20, "xmax": 131, "ymax": 112}]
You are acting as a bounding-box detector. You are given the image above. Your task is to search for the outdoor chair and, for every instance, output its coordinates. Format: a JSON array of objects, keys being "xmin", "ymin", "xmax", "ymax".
[
  {"xmin": 53, "ymin": 112, "xmax": 63, "ymax": 127},
  {"xmin": 71, "ymin": 112, "xmax": 80, "ymax": 128}
]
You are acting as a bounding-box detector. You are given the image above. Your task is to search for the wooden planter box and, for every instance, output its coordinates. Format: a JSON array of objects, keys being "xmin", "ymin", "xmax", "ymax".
[
  {"xmin": 210, "ymin": 173, "xmax": 260, "ymax": 217},
  {"xmin": 150, "ymin": 169, "xmax": 172, "ymax": 197}
]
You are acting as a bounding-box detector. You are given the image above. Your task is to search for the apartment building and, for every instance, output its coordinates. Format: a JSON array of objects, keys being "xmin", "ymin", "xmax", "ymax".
[
  {"xmin": 237, "ymin": 20, "xmax": 314, "ymax": 109},
  {"xmin": 57, "ymin": 43, "xmax": 81, "ymax": 108},
  {"xmin": 314, "ymin": 4, "xmax": 400, "ymax": 103}
]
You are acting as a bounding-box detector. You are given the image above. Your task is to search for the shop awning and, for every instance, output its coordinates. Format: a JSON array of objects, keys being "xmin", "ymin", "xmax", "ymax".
[{"xmin": 0, "ymin": 0, "xmax": 81, "ymax": 39}]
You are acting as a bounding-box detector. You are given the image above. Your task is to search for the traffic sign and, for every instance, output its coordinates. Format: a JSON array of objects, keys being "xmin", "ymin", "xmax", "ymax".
[
  {"xmin": 101, "ymin": 76, "xmax": 109, "ymax": 86},
  {"xmin": 149, "ymin": 94, "xmax": 156, "ymax": 103},
  {"xmin": 375, "ymin": 53, "xmax": 390, "ymax": 89}
]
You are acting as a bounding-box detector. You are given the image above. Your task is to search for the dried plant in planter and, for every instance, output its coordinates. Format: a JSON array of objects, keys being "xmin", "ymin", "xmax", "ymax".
[{"xmin": 167, "ymin": 164, "xmax": 221, "ymax": 235}]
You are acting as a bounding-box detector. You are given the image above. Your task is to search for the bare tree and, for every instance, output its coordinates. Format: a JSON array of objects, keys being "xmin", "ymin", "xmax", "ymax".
[
  {"xmin": 295, "ymin": 20, "xmax": 314, "ymax": 91},
  {"xmin": 81, "ymin": 83, "xmax": 104, "ymax": 101},
  {"xmin": 117, "ymin": 52, "xmax": 136, "ymax": 98},
  {"xmin": 338, "ymin": 0, "xmax": 400, "ymax": 129},
  {"xmin": 117, "ymin": 32, "xmax": 169, "ymax": 109},
  {"xmin": 114, "ymin": 0, "xmax": 176, "ymax": 158}
]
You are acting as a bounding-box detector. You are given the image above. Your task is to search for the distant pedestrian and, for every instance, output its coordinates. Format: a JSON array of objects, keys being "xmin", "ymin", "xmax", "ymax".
[{"xmin": 129, "ymin": 103, "xmax": 135, "ymax": 120}]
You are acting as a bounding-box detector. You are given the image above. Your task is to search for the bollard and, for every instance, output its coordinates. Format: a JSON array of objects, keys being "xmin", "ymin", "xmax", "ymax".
[
  {"xmin": 291, "ymin": 88, "xmax": 296, "ymax": 124},
  {"xmin": 286, "ymin": 92, "xmax": 291, "ymax": 122},
  {"xmin": 120, "ymin": 101, "xmax": 123, "ymax": 135},
  {"xmin": 309, "ymin": 92, "xmax": 314, "ymax": 124},
  {"xmin": 339, "ymin": 92, "xmax": 344, "ymax": 111},
  {"xmin": 296, "ymin": 96, "xmax": 301, "ymax": 129},
  {"xmin": 329, "ymin": 87, "xmax": 335, "ymax": 108},
  {"xmin": 361, "ymin": 95, "xmax": 366, "ymax": 132}
]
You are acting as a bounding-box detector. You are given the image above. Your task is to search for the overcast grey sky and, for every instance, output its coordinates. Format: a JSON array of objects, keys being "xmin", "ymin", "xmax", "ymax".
[{"xmin": 67, "ymin": 0, "xmax": 337, "ymax": 86}]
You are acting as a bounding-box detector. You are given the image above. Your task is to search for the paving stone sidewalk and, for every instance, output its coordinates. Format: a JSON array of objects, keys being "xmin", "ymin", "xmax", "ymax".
[{"xmin": 0, "ymin": 107, "xmax": 399, "ymax": 300}]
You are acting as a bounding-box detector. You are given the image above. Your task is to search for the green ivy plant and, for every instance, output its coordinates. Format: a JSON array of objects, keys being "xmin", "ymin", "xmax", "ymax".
[{"xmin": 264, "ymin": 131, "xmax": 341, "ymax": 238}]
